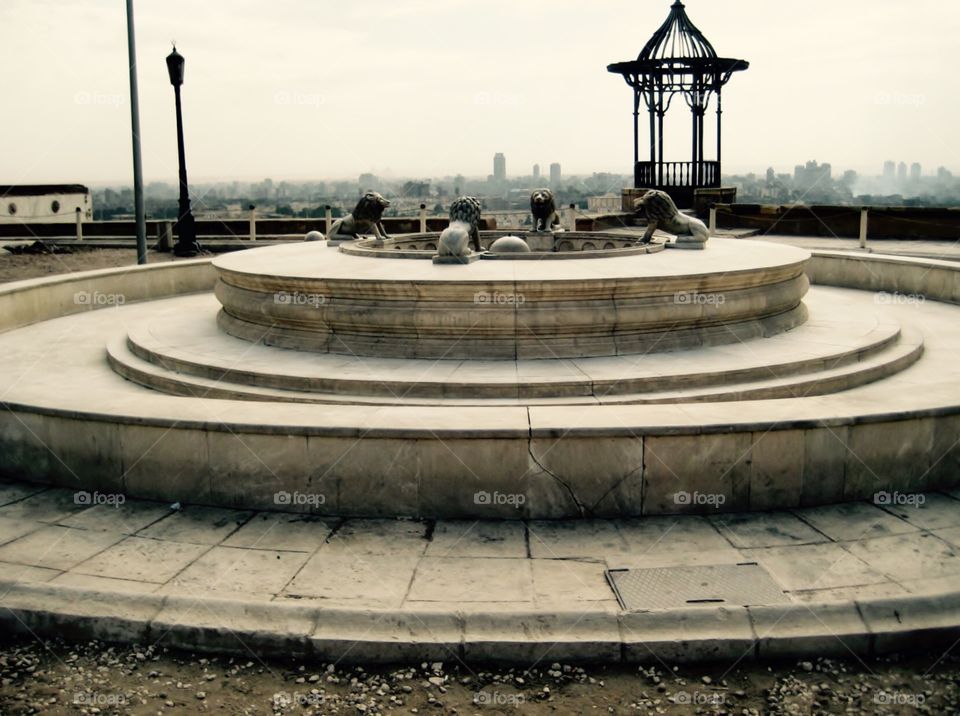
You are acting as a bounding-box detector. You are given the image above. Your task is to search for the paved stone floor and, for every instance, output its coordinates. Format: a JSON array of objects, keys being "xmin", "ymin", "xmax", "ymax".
[
  {"xmin": 3, "ymin": 480, "xmax": 960, "ymax": 610},
  {"xmin": 757, "ymin": 235, "xmax": 960, "ymax": 261}
]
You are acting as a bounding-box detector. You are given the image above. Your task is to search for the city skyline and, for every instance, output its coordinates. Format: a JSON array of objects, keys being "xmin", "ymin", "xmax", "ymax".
[
  {"xmin": 1, "ymin": 0, "xmax": 957, "ymax": 185},
  {"xmin": 81, "ymin": 155, "xmax": 954, "ymax": 191}
]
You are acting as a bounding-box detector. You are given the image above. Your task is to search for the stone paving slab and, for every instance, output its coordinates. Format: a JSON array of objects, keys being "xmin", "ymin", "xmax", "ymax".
[
  {"xmin": 2, "ymin": 482, "xmax": 960, "ymax": 662},
  {"xmin": 759, "ymin": 235, "xmax": 960, "ymax": 262},
  {"xmin": 709, "ymin": 512, "xmax": 830, "ymax": 548},
  {"xmin": 71, "ymin": 535, "xmax": 211, "ymax": 583},
  {"xmin": 0, "ymin": 525, "xmax": 124, "ymax": 571},
  {"xmin": 792, "ymin": 501, "xmax": 919, "ymax": 541},
  {"xmin": 424, "ymin": 520, "xmax": 527, "ymax": 558},
  {"xmin": 285, "ymin": 553, "xmax": 419, "ymax": 606}
]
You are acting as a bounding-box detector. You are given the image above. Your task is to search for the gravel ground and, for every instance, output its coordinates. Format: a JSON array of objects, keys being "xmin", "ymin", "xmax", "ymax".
[
  {"xmin": 1, "ymin": 636, "xmax": 958, "ymax": 715},
  {"xmin": 0, "ymin": 245, "xmax": 177, "ymax": 284}
]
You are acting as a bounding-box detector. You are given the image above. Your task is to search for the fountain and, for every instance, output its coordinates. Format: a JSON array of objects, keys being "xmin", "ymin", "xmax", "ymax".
[{"xmin": 1, "ymin": 187, "xmax": 956, "ymax": 520}]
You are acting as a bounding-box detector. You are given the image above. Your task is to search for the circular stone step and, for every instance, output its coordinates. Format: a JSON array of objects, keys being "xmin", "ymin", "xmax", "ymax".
[{"xmin": 106, "ymin": 288, "xmax": 920, "ymax": 405}]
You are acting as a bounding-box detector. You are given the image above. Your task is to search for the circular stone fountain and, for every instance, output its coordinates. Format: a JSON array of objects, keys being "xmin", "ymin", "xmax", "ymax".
[
  {"xmin": 0, "ymin": 233, "xmax": 958, "ymax": 519},
  {"xmin": 213, "ymin": 237, "xmax": 809, "ymax": 359}
]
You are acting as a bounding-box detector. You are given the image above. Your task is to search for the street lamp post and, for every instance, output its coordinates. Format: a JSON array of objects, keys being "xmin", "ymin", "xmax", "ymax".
[{"xmin": 165, "ymin": 46, "xmax": 201, "ymax": 257}]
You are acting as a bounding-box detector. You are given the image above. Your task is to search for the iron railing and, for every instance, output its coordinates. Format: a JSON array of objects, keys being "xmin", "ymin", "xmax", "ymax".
[{"xmin": 635, "ymin": 161, "xmax": 720, "ymax": 189}]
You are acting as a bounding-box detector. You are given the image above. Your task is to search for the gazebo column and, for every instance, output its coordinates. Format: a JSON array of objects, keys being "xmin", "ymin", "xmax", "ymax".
[
  {"xmin": 698, "ymin": 102, "xmax": 706, "ymax": 186},
  {"xmin": 648, "ymin": 87, "xmax": 656, "ymax": 164},
  {"xmin": 691, "ymin": 86, "xmax": 698, "ymax": 188},
  {"xmin": 657, "ymin": 90, "xmax": 664, "ymax": 188},
  {"xmin": 716, "ymin": 87, "xmax": 723, "ymax": 177}
]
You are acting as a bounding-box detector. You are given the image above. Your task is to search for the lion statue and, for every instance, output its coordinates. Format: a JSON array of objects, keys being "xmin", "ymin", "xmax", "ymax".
[
  {"xmin": 437, "ymin": 196, "xmax": 483, "ymax": 257},
  {"xmin": 633, "ymin": 190, "xmax": 709, "ymax": 248},
  {"xmin": 437, "ymin": 221, "xmax": 473, "ymax": 259},
  {"xmin": 326, "ymin": 191, "xmax": 391, "ymax": 243},
  {"xmin": 530, "ymin": 188, "xmax": 560, "ymax": 232}
]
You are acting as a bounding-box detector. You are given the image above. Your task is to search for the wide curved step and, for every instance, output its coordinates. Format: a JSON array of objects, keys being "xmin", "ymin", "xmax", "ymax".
[{"xmin": 107, "ymin": 325, "xmax": 923, "ymax": 407}]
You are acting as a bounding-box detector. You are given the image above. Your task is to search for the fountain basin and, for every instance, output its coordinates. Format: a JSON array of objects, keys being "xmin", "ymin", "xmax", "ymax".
[{"xmin": 214, "ymin": 238, "xmax": 810, "ymax": 360}]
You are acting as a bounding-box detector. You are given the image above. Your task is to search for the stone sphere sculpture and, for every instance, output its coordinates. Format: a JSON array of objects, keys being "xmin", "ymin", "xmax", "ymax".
[
  {"xmin": 530, "ymin": 188, "xmax": 561, "ymax": 232},
  {"xmin": 304, "ymin": 230, "xmax": 325, "ymax": 242},
  {"xmin": 633, "ymin": 189, "xmax": 709, "ymax": 249},
  {"xmin": 326, "ymin": 191, "xmax": 391, "ymax": 242},
  {"xmin": 489, "ymin": 236, "xmax": 531, "ymax": 253}
]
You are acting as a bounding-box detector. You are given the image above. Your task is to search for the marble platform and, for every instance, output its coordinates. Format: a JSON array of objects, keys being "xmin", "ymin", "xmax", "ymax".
[{"xmin": 0, "ymin": 241, "xmax": 957, "ymax": 518}]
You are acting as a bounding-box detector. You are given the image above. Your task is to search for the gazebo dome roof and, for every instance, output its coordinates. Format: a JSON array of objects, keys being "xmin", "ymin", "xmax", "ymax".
[
  {"xmin": 606, "ymin": 1, "xmax": 748, "ymax": 85},
  {"xmin": 637, "ymin": 0, "xmax": 717, "ymax": 62}
]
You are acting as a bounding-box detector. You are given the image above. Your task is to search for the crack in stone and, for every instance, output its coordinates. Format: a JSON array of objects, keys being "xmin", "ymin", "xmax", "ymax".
[
  {"xmin": 528, "ymin": 444, "xmax": 587, "ymax": 516},
  {"xmin": 588, "ymin": 460, "xmax": 645, "ymax": 514},
  {"xmin": 525, "ymin": 406, "xmax": 586, "ymax": 516}
]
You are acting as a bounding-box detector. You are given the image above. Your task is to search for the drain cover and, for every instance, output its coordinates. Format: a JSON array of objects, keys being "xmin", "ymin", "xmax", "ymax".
[{"xmin": 606, "ymin": 562, "xmax": 789, "ymax": 610}]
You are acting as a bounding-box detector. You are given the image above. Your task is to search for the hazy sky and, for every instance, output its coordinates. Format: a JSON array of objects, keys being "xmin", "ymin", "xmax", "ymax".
[{"xmin": 1, "ymin": 0, "xmax": 957, "ymax": 185}]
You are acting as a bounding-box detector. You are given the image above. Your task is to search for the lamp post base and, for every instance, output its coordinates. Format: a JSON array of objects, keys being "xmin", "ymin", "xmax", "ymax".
[
  {"xmin": 173, "ymin": 240, "xmax": 202, "ymax": 258},
  {"xmin": 172, "ymin": 211, "xmax": 201, "ymax": 257}
]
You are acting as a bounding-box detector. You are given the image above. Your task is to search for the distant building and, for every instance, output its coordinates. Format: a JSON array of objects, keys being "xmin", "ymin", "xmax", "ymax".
[
  {"xmin": 0, "ymin": 184, "xmax": 91, "ymax": 224},
  {"xmin": 493, "ymin": 153, "xmax": 506, "ymax": 182},
  {"xmin": 897, "ymin": 161, "xmax": 907, "ymax": 184},
  {"xmin": 550, "ymin": 162, "xmax": 562, "ymax": 186},
  {"xmin": 883, "ymin": 161, "xmax": 895, "ymax": 180},
  {"xmin": 587, "ymin": 194, "xmax": 620, "ymax": 212},
  {"xmin": 765, "ymin": 167, "xmax": 775, "ymax": 183},
  {"xmin": 358, "ymin": 173, "xmax": 380, "ymax": 191},
  {"xmin": 910, "ymin": 162, "xmax": 922, "ymax": 181},
  {"xmin": 792, "ymin": 160, "xmax": 831, "ymax": 189},
  {"xmin": 533, "ymin": 164, "xmax": 540, "ymax": 182}
]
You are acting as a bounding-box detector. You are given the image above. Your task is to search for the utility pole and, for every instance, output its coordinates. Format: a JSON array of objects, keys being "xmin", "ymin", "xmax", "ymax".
[{"xmin": 125, "ymin": 0, "xmax": 148, "ymax": 265}]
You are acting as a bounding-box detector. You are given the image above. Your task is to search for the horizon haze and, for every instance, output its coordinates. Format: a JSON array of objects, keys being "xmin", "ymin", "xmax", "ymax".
[{"xmin": 1, "ymin": 0, "xmax": 957, "ymax": 186}]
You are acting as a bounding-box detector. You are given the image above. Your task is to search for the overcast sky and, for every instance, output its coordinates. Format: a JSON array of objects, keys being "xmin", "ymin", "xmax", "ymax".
[{"xmin": 1, "ymin": 0, "xmax": 957, "ymax": 186}]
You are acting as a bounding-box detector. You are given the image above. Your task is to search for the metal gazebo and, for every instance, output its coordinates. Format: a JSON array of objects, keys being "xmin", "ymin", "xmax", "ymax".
[{"xmin": 607, "ymin": 1, "xmax": 748, "ymax": 207}]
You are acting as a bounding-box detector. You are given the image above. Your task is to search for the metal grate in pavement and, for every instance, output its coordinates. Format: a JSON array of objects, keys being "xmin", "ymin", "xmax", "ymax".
[{"xmin": 606, "ymin": 562, "xmax": 789, "ymax": 610}]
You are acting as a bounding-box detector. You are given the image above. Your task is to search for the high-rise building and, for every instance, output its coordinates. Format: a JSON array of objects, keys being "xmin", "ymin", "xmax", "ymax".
[
  {"xmin": 910, "ymin": 162, "xmax": 922, "ymax": 181},
  {"xmin": 493, "ymin": 153, "xmax": 506, "ymax": 182},
  {"xmin": 883, "ymin": 161, "xmax": 895, "ymax": 180},
  {"xmin": 533, "ymin": 164, "xmax": 540, "ymax": 181},
  {"xmin": 550, "ymin": 162, "xmax": 561, "ymax": 186},
  {"xmin": 793, "ymin": 160, "xmax": 831, "ymax": 189},
  {"xmin": 897, "ymin": 161, "xmax": 907, "ymax": 184}
]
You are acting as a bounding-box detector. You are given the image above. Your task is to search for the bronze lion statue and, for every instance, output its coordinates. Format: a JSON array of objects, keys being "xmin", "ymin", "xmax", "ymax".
[
  {"xmin": 530, "ymin": 188, "xmax": 560, "ymax": 232},
  {"xmin": 633, "ymin": 190, "xmax": 709, "ymax": 248},
  {"xmin": 326, "ymin": 191, "xmax": 391, "ymax": 242}
]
